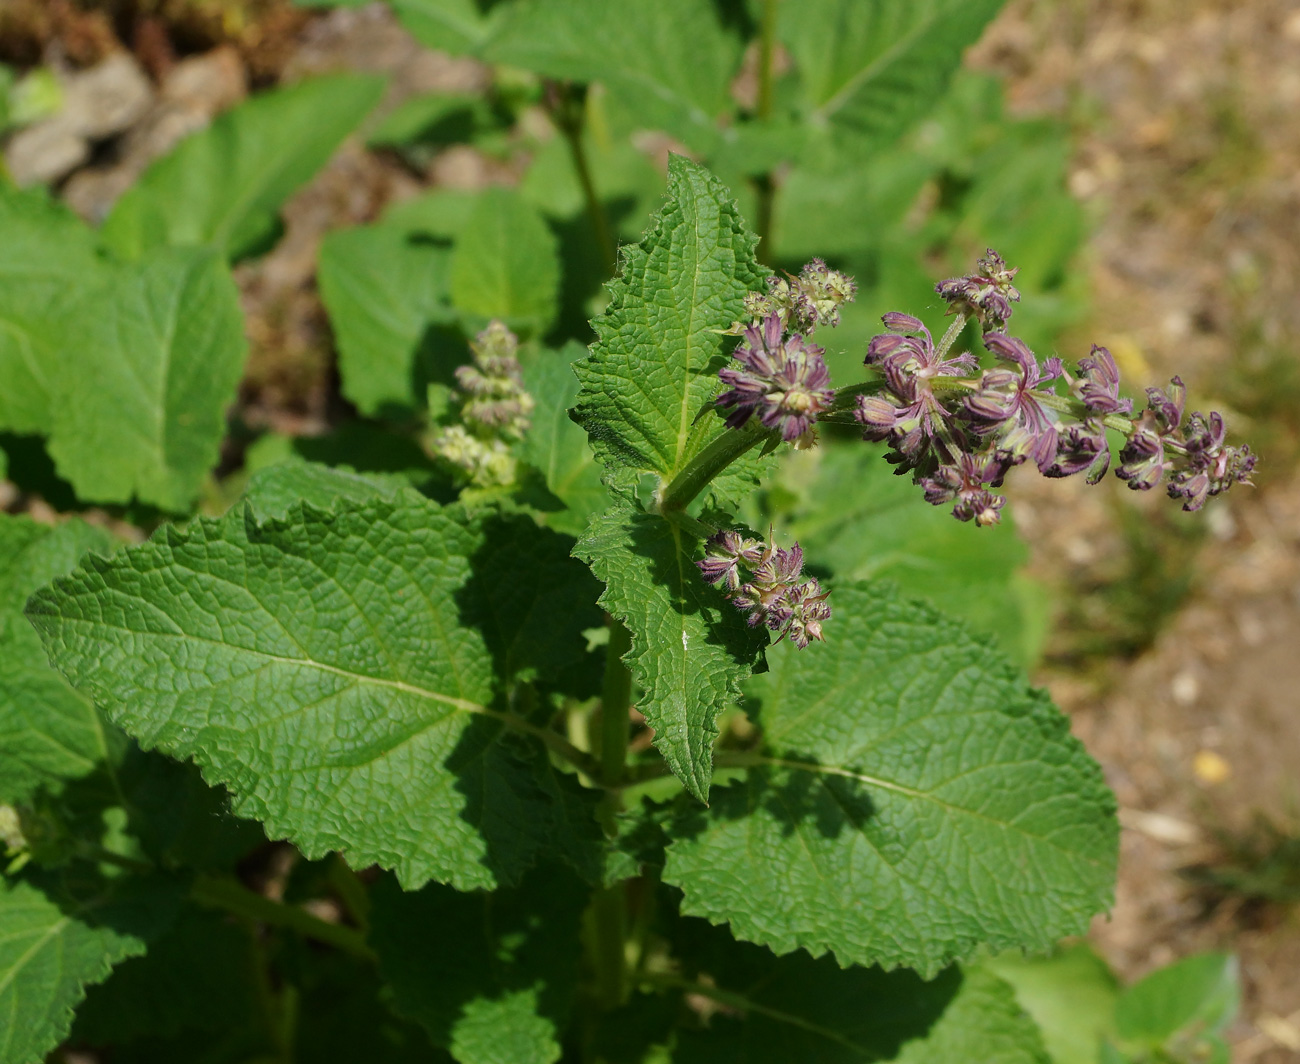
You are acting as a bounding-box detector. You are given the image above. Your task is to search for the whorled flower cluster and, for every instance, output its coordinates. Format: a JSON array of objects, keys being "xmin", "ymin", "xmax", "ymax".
[
  {"xmin": 716, "ymin": 259, "xmax": 855, "ymax": 447},
  {"xmin": 432, "ymin": 321, "xmax": 535, "ymax": 487},
  {"xmin": 697, "ymin": 531, "xmax": 831, "ymax": 648},
  {"xmin": 854, "ymin": 254, "xmax": 1256, "ymax": 524}
]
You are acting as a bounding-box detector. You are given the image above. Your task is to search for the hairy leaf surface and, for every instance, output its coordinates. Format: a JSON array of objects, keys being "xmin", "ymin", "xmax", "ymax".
[
  {"xmin": 571, "ymin": 155, "xmax": 766, "ymax": 493},
  {"xmin": 243, "ymin": 460, "xmax": 408, "ymax": 521},
  {"xmin": 102, "ymin": 74, "xmax": 386, "ymax": 261},
  {"xmin": 0, "ymin": 516, "xmax": 117, "ymax": 804},
  {"xmin": 0, "ymin": 874, "xmax": 180, "ymax": 1064},
  {"xmin": 780, "ymin": 0, "xmax": 1006, "ymax": 154},
  {"xmin": 371, "ymin": 864, "xmax": 588, "ymax": 1064},
  {"xmin": 662, "ymin": 582, "xmax": 1118, "ymax": 974},
  {"xmin": 318, "ymin": 223, "xmax": 457, "ymax": 416},
  {"xmin": 28, "ymin": 497, "xmax": 599, "ymax": 890},
  {"xmin": 47, "ymin": 247, "xmax": 247, "ymax": 511},
  {"xmin": 575, "ymin": 503, "xmax": 767, "ymax": 802}
]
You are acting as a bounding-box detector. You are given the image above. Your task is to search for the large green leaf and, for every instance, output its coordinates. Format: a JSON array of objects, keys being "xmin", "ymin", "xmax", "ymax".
[
  {"xmin": 985, "ymin": 944, "xmax": 1120, "ymax": 1064},
  {"xmin": 669, "ymin": 919, "xmax": 960, "ymax": 1062},
  {"xmin": 101, "ymin": 74, "xmax": 387, "ymax": 261},
  {"xmin": 892, "ymin": 967, "xmax": 1052, "ymax": 1064},
  {"xmin": 449, "ymin": 187, "xmax": 560, "ymax": 336},
  {"xmin": 371, "ymin": 864, "xmax": 588, "ymax": 1064},
  {"xmin": 242, "ymin": 459, "xmax": 409, "ymax": 522},
  {"xmin": 0, "ymin": 873, "xmax": 180, "ymax": 1064},
  {"xmin": 779, "ymin": 0, "xmax": 1006, "ymax": 155},
  {"xmin": 1114, "ymin": 953, "xmax": 1238, "ymax": 1053},
  {"xmin": 318, "ymin": 223, "xmax": 457, "ymax": 417},
  {"xmin": 388, "ymin": 0, "xmax": 504, "ymax": 55},
  {"xmin": 28, "ymin": 496, "xmax": 600, "ymax": 890},
  {"xmin": 0, "ymin": 187, "xmax": 107, "ymax": 434},
  {"xmin": 661, "ymin": 582, "xmax": 1117, "ymax": 975},
  {"xmin": 575, "ymin": 504, "xmax": 767, "ymax": 803},
  {"xmin": 0, "ymin": 515, "xmax": 118, "ymax": 804},
  {"xmin": 519, "ymin": 346, "xmax": 605, "ymax": 537},
  {"xmin": 571, "ymin": 155, "xmax": 766, "ymax": 494},
  {"xmin": 484, "ymin": 0, "xmax": 741, "ymax": 153},
  {"xmin": 47, "ymin": 247, "xmax": 248, "ymax": 511}
]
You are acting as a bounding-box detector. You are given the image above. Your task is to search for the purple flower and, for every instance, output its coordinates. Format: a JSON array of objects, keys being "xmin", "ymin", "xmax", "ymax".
[
  {"xmin": 918, "ymin": 452, "xmax": 1011, "ymax": 526},
  {"xmin": 856, "ymin": 315, "xmax": 978, "ymax": 466},
  {"xmin": 698, "ymin": 531, "xmax": 832, "ymax": 646},
  {"xmin": 1074, "ymin": 345, "xmax": 1132, "ymax": 416},
  {"xmin": 964, "ymin": 334, "xmax": 1063, "ymax": 474},
  {"xmin": 717, "ymin": 313, "xmax": 835, "ymax": 442},
  {"xmin": 1166, "ymin": 411, "xmax": 1257, "ymax": 511},
  {"xmin": 783, "ymin": 578, "xmax": 831, "ymax": 647},
  {"xmin": 935, "ymin": 249, "xmax": 1022, "ymax": 332},
  {"xmin": 1045, "ymin": 422, "xmax": 1111, "ymax": 483},
  {"xmin": 697, "ymin": 530, "xmax": 766, "ymax": 591},
  {"xmin": 1116, "ymin": 377, "xmax": 1185, "ymax": 491}
]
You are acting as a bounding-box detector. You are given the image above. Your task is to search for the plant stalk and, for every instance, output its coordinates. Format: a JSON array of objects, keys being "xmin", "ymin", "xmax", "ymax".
[
  {"xmin": 190, "ymin": 874, "xmax": 376, "ymax": 962},
  {"xmin": 548, "ymin": 79, "xmax": 616, "ymax": 276},
  {"xmin": 600, "ymin": 619, "xmax": 633, "ymax": 789},
  {"xmin": 752, "ymin": 0, "xmax": 781, "ymax": 263},
  {"xmin": 657, "ymin": 420, "xmax": 772, "ymax": 513}
]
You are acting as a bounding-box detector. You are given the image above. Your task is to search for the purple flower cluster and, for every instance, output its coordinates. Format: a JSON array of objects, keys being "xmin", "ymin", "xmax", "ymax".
[
  {"xmin": 855, "ymin": 252, "xmax": 1255, "ymax": 524},
  {"xmin": 455, "ymin": 320, "xmax": 534, "ymax": 438},
  {"xmin": 717, "ymin": 312, "xmax": 835, "ymax": 444},
  {"xmin": 935, "ymin": 249, "xmax": 1021, "ymax": 332},
  {"xmin": 697, "ymin": 531, "xmax": 831, "ymax": 648}
]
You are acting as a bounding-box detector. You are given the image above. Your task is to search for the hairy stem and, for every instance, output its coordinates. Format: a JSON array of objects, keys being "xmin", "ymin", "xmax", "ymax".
[
  {"xmin": 657, "ymin": 420, "xmax": 772, "ymax": 513},
  {"xmin": 190, "ymin": 874, "xmax": 376, "ymax": 962},
  {"xmin": 933, "ymin": 310, "xmax": 972, "ymax": 360}
]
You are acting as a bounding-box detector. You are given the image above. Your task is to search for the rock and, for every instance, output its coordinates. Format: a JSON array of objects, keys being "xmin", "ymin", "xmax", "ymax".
[
  {"xmin": 63, "ymin": 47, "xmax": 247, "ymax": 223},
  {"xmin": 5, "ymin": 51, "xmax": 153, "ymax": 186}
]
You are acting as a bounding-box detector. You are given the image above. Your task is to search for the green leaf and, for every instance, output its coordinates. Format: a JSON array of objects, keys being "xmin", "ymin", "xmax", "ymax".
[
  {"xmin": 984, "ymin": 943, "xmax": 1120, "ymax": 1064},
  {"xmin": 0, "ymin": 515, "xmax": 117, "ymax": 804},
  {"xmin": 243, "ymin": 459, "xmax": 409, "ymax": 521},
  {"xmin": 368, "ymin": 93, "xmax": 491, "ymax": 148},
  {"xmin": 572, "ymin": 155, "xmax": 766, "ymax": 493},
  {"xmin": 669, "ymin": 919, "xmax": 961, "ymax": 1063},
  {"xmin": 575, "ymin": 503, "xmax": 767, "ymax": 802},
  {"xmin": 758, "ymin": 441, "xmax": 1042, "ymax": 666},
  {"xmin": 1115, "ymin": 952, "xmax": 1239, "ymax": 1047},
  {"xmin": 519, "ymin": 346, "xmax": 606, "ymax": 536},
  {"xmin": 318, "ymin": 223, "xmax": 457, "ymax": 416},
  {"xmin": 484, "ymin": 0, "xmax": 741, "ymax": 153},
  {"xmin": 780, "ymin": 0, "xmax": 1006, "ymax": 154},
  {"xmin": 0, "ymin": 186, "xmax": 108, "ymax": 435},
  {"xmin": 47, "ymin": 246, "xmax": 248, "ymax": 511},
  {"xmin": 450, "ymin": 187, "xmax": 560, "ymax": 336},
  {"xmin": 661, "ymin": 582, "xmax": 1118, "ymax": 975},
  {"xmin": 371, "ymin": 863, "xmax": 588, "ymax": 1064},
  {"xmin": 388, "ymin": 0, "xmax": 503, "ymax": 55},
  {"xmin": 893, "ymin": 967, "xmax": 1052, "ymax": 1064},
  {"xmin": 0, "ymin": 873, "xmax": 181, "ymax": 1064},
  {"xmin": 101, "ymin": 74, "xmax": 387, "ymax": 262},
  {"xmin": 28, "ymin": 497, "xmax": 601, "ymax": 890},
  {"xmin": 70, "ymin": 908, "xmax": 259, "ymax": 1045}
]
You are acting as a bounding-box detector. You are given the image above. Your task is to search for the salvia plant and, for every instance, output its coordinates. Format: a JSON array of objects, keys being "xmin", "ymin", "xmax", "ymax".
[{"xmin": 0, "ymin": 3, "xmax": 1258, "ymax": 1063}]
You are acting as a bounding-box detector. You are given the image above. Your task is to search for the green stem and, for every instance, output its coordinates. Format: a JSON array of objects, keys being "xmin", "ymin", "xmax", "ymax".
[
  {"xmin": 591, "ymin": 884, "xmax": 628, "ymax": 1010},
  {"xmin": 933, "ymin": 311, "xmax": 971, "ymax": 360},
  {"xmin": 327, "ymin": 853, "xmax": 371, "ymax": 934},
  {"xmin": 752, "ymin": 0, "xmax": 780, "ymax": 263},
  {"xmin": 501, "ymin": 709, "xmax": 604, "ymax": 780},
  {"xmin": 600, "ymin": 619, "xmax": 633, "ymax": 789},
  {"xmin": 190, "ymin": 875, "xmax": 376, "ymax": 962},
  {"xmin": 548, "ymin": 80, "xmax": 616, "ymax": 275},
  {"xmin": 656, "ymin": 420, "xmax": 772, "ymax": 513}
]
